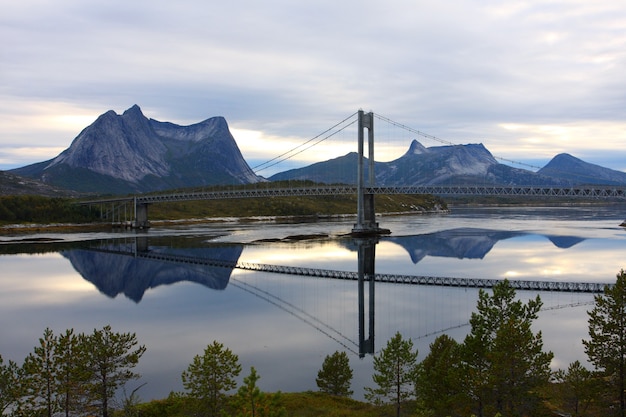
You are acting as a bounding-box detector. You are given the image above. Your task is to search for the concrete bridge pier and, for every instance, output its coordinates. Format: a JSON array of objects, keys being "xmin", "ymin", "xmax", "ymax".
[
  {"xmin": 133, "ymin": 198, "xmax": 151, "ymax": 229},
  {"xmin": 352, "ymin": 110, "xmax": 390, "ymax": 236}
]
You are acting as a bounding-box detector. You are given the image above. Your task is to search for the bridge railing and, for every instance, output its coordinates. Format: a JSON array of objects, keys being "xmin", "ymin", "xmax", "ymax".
[
  {"xmin": 131, "ymin": 184, "xmax": 626, "ymax": 203},
  {"xmin": 365, "ymin": 185, "xmax": 626, "ymax": 199}
]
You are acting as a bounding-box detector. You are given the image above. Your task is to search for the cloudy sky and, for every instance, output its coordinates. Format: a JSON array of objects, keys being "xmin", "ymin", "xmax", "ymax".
[{"xmin": 2, "ymin": 0, "xmax": 625, "ymax": 174}]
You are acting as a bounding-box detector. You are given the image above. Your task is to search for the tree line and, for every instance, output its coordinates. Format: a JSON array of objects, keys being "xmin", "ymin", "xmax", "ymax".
[
  {"xmin": 0, "ymin": 196, "xmax": 98, "ymax": 225},
  {"xmin": 0, "ymin": 325, "xmax": 145, "ymax": 417},
  {"xmin": 2, "ymin": 271, "xmax": 626, "ymax": 417}
]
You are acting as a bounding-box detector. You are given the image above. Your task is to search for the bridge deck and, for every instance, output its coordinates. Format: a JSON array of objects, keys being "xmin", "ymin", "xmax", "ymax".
[
  {"xmin": 78, "ymin": 184, "xmax": 626, "ymax": 206},
  {"xmin": 137, "ymin": 185, "xmax": 626, "ymax": 203}
]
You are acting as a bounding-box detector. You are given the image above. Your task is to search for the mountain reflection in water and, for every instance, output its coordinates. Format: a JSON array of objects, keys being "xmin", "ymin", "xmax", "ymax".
[
  {"xmin": 386, "ymin": 228, "xmax": 586, "ymax": 263},
  {"xmin": 60, "ymin": 228, "xmax": 588, "ymax": 302},
  {"xmin": 62, "ymin": 244, "xmax": 243, "ymax": 302}
]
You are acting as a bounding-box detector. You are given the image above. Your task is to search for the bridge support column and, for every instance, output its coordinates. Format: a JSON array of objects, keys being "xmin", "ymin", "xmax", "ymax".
[
  {"xmin": 133, "ymin": 198, "xmax": 151, "ymax": 229},
  {"xmin": 352, "ymin": 110, "xmax": 390, "ymax": 236}
]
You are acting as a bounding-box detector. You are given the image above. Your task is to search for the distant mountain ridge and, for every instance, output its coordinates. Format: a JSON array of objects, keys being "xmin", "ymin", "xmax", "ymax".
[
  {"xmin": 538, "ymin": 153, "xmax": 626, "ymax": 185},
  {"xmin": 6, "ymin": 106, "xmax": 626, "ymax": 196},
  {"xmin": 270, "ymin": 139, "xmax": 626, "ymax": 187},
  {"xmin": 11, "ymin": 105, "xmax": 262, "ymax": 194}
]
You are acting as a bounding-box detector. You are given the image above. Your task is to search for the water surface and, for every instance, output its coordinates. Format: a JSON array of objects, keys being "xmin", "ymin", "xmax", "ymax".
[{"xmin": 1, "ymin": 205, "xmax": 625, "ymax": 402}]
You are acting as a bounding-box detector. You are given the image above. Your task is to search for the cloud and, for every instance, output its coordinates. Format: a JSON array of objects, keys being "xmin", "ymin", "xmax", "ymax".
[{"xmin": 1, "ymin": 0, "xmax": 625, "ymax": 171}]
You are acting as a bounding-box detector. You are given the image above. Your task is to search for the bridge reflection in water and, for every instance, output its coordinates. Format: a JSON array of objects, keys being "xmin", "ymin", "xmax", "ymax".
[{"xmin": 62, "ymin": 232, "xmax": 609, "ymax": 357}]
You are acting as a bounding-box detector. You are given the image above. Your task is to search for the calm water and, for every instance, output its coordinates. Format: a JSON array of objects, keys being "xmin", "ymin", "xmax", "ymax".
[{"xmin": 1, "ymin": 205, "xmax": 625, "ymax": 402}]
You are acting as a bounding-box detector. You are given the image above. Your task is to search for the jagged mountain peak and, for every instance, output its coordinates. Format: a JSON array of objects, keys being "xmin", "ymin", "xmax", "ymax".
[
  {"xmin": 406, "ymin": 139, "xmax": 428, "ymax": 155},
  {"xmin": 11, "ymin": 105, "xmax": 262, "ymax": 194},
  {"xmin": 150, "ymin": 115, "xmax": 230, "ymax": 143},
  {"xmin": 123, "ymin": 103, "xmax": 143, "ymax": 116}
]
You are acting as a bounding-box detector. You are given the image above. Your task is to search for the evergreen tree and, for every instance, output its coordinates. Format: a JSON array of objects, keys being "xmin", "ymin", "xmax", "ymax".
[
  {"xmin": 583, "ymin": 269, "xmax": 626, "ymax": 416},
  {"xmin": 83, "ymin": 325, "xmax": 146, "ymax": 417},
  {"xmin": 181, "ymin": 340, "xmax": 242, "ymax": 416},
  {"xmin": 22, "ymin": 327, "xmax": 58, "ymax": 417},
  {"xmin": 461, "ymin": 279, "xmax": 553, "ymax": 417},
  {"xmin": 233, "ymin": 367, "xmax": 285, "ymax": 417},
  {"xmin": 365, "ymin": 332, "xmax": 418, "ymax": 417},
  {"xmin": 0, "ymin": 354, "xmax": 21, "ymax": 415},
  {"xmin": 55, "ymin": 329, "xmax": 91, "ymax": 417},
  {"xmin": 416, "ymin": 334, "xmax": 466, "ymax": 417},
  {"xmin": 553, "ymin": 360, "xmax": 597, "ymax": 417},
  {"xmin": 316, "ymin": 351, "xmax": 353, "ymax": 397}
]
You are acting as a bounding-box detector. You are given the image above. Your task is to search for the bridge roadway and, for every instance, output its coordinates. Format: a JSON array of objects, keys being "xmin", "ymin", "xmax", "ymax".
[
  {"xmin": 134, "ymin": 250, "xmax": 609, "ymax": 293},
  {"xmin": 81, "ymin": 184, "xmax": 626, "ymax": 205}
]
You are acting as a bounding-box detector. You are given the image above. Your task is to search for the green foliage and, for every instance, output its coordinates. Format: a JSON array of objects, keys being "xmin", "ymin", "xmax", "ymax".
[
  {"xmin": 232, "ymin": 367, "xmax": 286, "ymax": 417},
  {"xmin": 5, "ymin": 326, "xmax": 145, "ymax": 417},
  {"xmin": 0, "ymin": 354, "xmax": 21, "ymax": 415},
  {"xmin": 127, "ymin": 391, "xmax": 190, "ymax": 417},
  {"xmin": 365, "ymin": 332, "xmax": 418, "ymax": 417},
  {"xmin": 147, "ymin": 193, "xmax": 446, "ymax": 220},
  {"xmin": 84, "ymin": 325, "xmax": 146, "ymax": 417},
  {"xmin": 55, "ymin": 328, "xmax": 91, "ymax": 416},
  {"xmin": 553, "ymin": 360, "xmax": 599, "ymax": 416},
  {"xmin": 415, "ymin": 334, "xmax": 467, "ymax": 417},
  {"xmin": 461, "ymin": 279, "xmax": 553, "ymax": 417},
  {"xmin": 21, "ymin": 328, "xmax": 57, "ymax": 416},
  {"xmin": 316, "ymin": 351, "xmax": 354, "ymax": 397},
  {"xmin": 0, "ymin": 195, "xmax": 98, "ymax": 225},
  {"xmin": 279, "ymin": 391, "xmax": 380, "ymax": 417},
  {"xmin": 181, "ymin": 340, "xmax": 242, "ymax": 416},
  {"xmin": 583, "ymin": 269, "xmax": 626, "ymax": 415}
]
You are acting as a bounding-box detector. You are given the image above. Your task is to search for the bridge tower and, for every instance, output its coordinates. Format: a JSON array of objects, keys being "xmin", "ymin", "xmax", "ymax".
[{"xmin": 352, "ymin": 110, "xmax": 389, "ymax": 235}]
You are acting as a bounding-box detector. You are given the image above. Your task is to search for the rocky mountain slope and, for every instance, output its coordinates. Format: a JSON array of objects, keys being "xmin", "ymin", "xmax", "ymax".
[
  {"xmin": 0, "ymin": 170, "xmax": 77, "ymax": 197},
  {"xmin": 11, "ymin": 105, "xmax": 263, "ymax": 194}
]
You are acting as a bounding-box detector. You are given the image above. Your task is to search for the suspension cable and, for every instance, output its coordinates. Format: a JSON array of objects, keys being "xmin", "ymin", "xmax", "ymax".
[{"xmin": 252, "ymin": 112, "xmax": 358, "ymax": 174}]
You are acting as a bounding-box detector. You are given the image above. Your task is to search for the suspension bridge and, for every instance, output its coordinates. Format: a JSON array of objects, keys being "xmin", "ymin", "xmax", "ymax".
[{"xmin": 79, "ymin": 110, "xmax": 626, "ymax": 229}]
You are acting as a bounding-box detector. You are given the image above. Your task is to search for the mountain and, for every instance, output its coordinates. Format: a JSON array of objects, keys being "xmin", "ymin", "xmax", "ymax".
[
  {"xmin": 270, "ymin": 139, "xmax": 589, "ymax": 187},
  {"xmin": 11, "ymin": 105, "xmax": 263, "ymax": 194},
  {"xmin": 62, "ymin": 244, "xmax": 243, "ymax": 302},
  {"xmin": 384, "ymin": 228, "xmax": 585, "ymax": 265},
  {"xmin": 538, "ymin": 153, "xmax": 626, "ymax": 185}
]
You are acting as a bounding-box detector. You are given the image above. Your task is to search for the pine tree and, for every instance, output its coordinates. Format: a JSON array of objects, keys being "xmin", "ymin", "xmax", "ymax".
[
  {"xmin": 461, "ymin": 279, "xmax": 553, "ymax": 417},
  {"xmin": 83, "ymin": 325, "xmax": 146, "ymax": 417},
  {"xmin": 181, "ymin": 340, "xmax": 242, "ymax": 416},
  {"xmin": 365, "ymin": 332, "xmax": 418, "ymax": 417},
  {"xmin": 0, "ymin": 354, "xmax": 21, "ymax": 415},
  {"xmin": 233, "ymin": 367, "xmax": 285, "ymax": 417},
  {"xmin": 55, "ymin": 329, "xmax": 91, "ymax": 417},
  {"xmin": 22, "ymin": 327, "xmax": 58, "ymax": 417},
  {"xmin": 553, "ymin": 360, "xmax": 597, "ymax": 416},
  {"xmin": 416, "ymin": 334, "xmax": 465, "ymax": 417},
  {"xmin": 316, "ymin": 351, "xmax": 353, "ymax": 397},
  {"xmin": 583, "ymin": 269, "xmax": 626, "ymax": 416}
]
